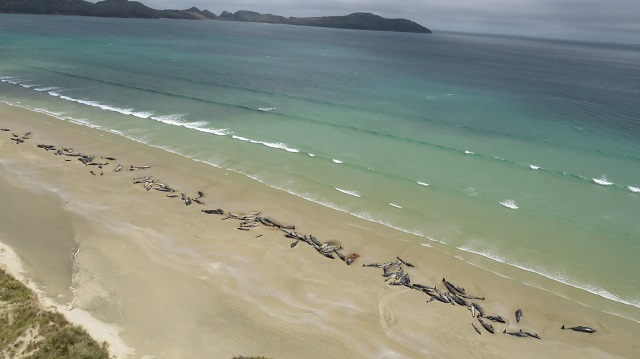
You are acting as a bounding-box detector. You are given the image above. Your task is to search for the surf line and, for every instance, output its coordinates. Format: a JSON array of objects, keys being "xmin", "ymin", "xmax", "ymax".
[{"xmin": 335, "ymin": 187, "xmax": 361, "ymax": 197}]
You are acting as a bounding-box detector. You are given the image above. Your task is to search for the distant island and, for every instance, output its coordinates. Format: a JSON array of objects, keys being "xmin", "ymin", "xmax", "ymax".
[{"xmin": 0, "ymin": 0, "xmax": 432, "ymax": 34}]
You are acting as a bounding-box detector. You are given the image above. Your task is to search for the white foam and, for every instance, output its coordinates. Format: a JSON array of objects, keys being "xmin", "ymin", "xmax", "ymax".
[
  {"xmin": 258, "ymin": 107, "xmax": 276, "ymax": 112},
  {"xmin": 149, "ymin": 114, "xmax": 230, "ymax": 136},
  {"xmin": 417, "ymin": 181, "xmax": 430, "ymax": 187},
  {"xmin": 223, "ymin": 173, "xmax": 425, "ymax": 242},
  {"xmin": 457, "ymin": 245, "xmax": 640, "ymax": 309},
  {"xmin": 20, "ymin": 83, "xmax": 39, "ymax": 88},
  {"xmin": 464, "ymin": 150, "xmax": 474, "ymax": 155},
  {"xmin": 426, "ymin": 236, "xmax": 447, "ymax": 245},
  {"xmin": 628, "ymin": 186, "xmax": 640, "ymax": 193},
  {"xmin": 260, "ymin": 141, "xmax": 300, "ymax": 153},
  {"xmin": 335, "ymin": 187, "xmax": 361, "ymax": 197},
  {"xmin": 231, "ymin": 135, "xmax": 299, "ymax": 153},
  {"xmin": 197, "ymin": 127, "xmax": 230, "ymax": 136},
  {"xmin": 308, "ymin": 153, "xmax": 315, "ymax": 157},
  {"xmin": 56, "ymin": 94, "xmax": 153, "ymax": 119},
  {"xmin": 149, "ymin": 113, "xmax": 184, "ymax": 124},
  {"xmin": 388, "ymin": 203, "xmax": 402, "ymax": 209},
  {"xmin": 4, "ymin": 78, "xmax": 24, "ymax": 85},
  {"xmin": 35, "ymin": 86, "xmax": 59, "ymax": 92},
  {"xmin": 529, "ymin": 164, "xmax": 540, "ymax": 170},
  {"xmin": 420, "ymin": 243, "xmax": 432, "ymax": 247},
  {"xmin": 332, "ymin": 159, "xmax": 343, "ymax": 164},
  {"xmin": 33, "ymin": 107, "xmax": 65, "ymax": 118},
  {"xmin": 232, "ymin": 135, "xmax": 250, "ymax": 142},
  {"xmin": 592, "ymin": 176, "xmax": 613, "ymax": 186},
  {"xmin": 499, "ymin": 199, "xmax": 519, "ymax": 209}
]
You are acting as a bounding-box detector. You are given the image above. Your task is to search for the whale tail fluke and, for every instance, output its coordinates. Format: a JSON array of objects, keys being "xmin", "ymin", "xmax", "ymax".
[{"xmin": 561, "ymin": 325, "xmax": 565, "ymax": 329}]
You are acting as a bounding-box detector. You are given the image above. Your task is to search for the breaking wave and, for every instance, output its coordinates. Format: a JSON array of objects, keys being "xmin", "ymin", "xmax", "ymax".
[
  {"xmin": 334, "ymin": 187, "xmax": 361, "ymax": 197},
  {"xmin": 231, "ymin": 135, "xmax": 300, "ymax": 153}
]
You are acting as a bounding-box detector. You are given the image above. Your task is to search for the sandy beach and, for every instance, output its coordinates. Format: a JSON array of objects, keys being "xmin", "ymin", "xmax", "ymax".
[{"xmin": 1, "ymin": 101, "xmax": 638, "ymax": 358}]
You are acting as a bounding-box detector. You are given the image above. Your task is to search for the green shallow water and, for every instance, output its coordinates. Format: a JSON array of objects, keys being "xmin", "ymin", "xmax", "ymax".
[{"xmin": 1, "ymin": 14, "xmax": 639, "ymax": 320}]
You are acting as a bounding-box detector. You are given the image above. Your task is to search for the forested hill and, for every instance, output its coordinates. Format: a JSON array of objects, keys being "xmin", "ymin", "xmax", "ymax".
[
  {"xmin": 0, "ymin": 0, "xmax": 432, "ymax": 33},
  {"xmin": 219, "ymin": 10, "xmax": 432, "ymax": 33},
  {"xmin": 0, "ymin": 0, "xmax": 218, "ymax": 20}
]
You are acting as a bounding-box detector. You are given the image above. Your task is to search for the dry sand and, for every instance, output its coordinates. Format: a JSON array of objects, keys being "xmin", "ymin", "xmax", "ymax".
[{"xmin": 1, "ymin": 102, "xmax": 638, "ymax": 358}]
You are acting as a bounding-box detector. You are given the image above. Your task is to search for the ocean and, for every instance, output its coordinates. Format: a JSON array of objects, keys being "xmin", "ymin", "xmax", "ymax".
[{"xmin": 1, "ymin": 14, "xmax": 639, "ymax": 323}]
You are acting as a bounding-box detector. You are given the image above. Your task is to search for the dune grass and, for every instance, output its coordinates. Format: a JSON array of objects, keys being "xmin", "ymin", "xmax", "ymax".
[{"xmin": 0, "ymin": 268, "xmax": 110, "ymax": 359}]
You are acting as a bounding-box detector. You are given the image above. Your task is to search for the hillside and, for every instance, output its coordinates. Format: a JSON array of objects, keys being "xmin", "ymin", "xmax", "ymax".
[{"xmin": 0, "ymin": 0, "xmax": 431, "ymax": 33}]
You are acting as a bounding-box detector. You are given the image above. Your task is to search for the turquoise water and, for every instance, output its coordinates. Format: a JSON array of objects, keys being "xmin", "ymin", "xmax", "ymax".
[{"xmin": 1, "ymin": 15, "xmax": 640, "ymax": 319}]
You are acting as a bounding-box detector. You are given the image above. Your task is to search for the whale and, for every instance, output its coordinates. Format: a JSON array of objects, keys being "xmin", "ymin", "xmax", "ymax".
[
  {"xmin": 485, "ymin": 315, "xmax": 506, "ymax": 324},
  {"xmin": 503, "ymin": 329, "xmax": 527, "ymax": 338},
  {"xmin": 477, "ymin": 317, "xmax": 495, "ymax": 334},
  {"xmin": 442, "ymin": 278, "xmax": 466, "ymax": 295},
  {"xmin": 471, "ymin": 302, "xmax": 485, "ymax": 318},
  {"xmin": 471, "ymin": 323, "xmax": 481, "ymax": 335},
  {"xmin": 515, "ymin": 308, "xmax": 523, "ymax": 323},
  {"xmin": 561, "ymin": 325, "xmax": 596, "ymax": 333}
]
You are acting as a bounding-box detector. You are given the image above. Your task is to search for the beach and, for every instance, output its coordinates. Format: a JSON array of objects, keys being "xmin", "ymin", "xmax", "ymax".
[{"xmin": 1, "ymin": 101, "xmax": 638, "ymax": 358}]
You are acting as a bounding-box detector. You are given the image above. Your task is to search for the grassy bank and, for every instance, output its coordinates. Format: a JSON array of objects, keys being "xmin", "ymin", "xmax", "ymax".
[{"xmin": 0, "ymin": 267, "xmax": 110, "ymax": 359}]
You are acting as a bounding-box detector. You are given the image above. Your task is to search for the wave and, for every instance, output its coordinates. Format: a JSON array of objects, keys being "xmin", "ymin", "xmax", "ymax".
[
  {"xmin": 5, "ymin": 78, "xmax": 305, "ymax": 157},
  {"xmin": 56, "ymin": 94, "xmax": 153, "ymax": 118},
  {"xmin": 308, "ymin": 153, "xmax": 315, "ymax": 157},
  {"xmin": 0, "ymin": 76, "xmax": 24, "ymax": 85},
  {"xmin": 148, "ymin": 114, "xmax": 230, "ymax": 136},
  {"xmin": 9, "ymin": 72, "xmax": 639, "ymax": 196},
  {"xmin": 258, "ymin": 107, "xmax": 276, "ymax": 112},
  {"xmin": 6, "ymin": 100, "xmax": 432, "ymax": 245},
  {"xmin": 499, "ymin": 199, "xmax": 519, "ymax": 210},
  {"xmin": 417, "ymin": 181, "xmax": 430, "ymax": 187},
  {"xmin": 529, "ymin": 164, "xmax": 540, "ymax": 170},
  {"xmin": 628, "ymin": 186, "xmax": 640, "ymax": 193},
  {"xmin": 34, "ymin": 86, "xmax": 59, "ymax": 92},
  {"xmin": 334, "ymin": 187, "xmax": 361, "ymax": 197},
  {"xmin": 388, "ymin": 203, "xmax": 402, "ymax": 209},
  {"xmin": 32, "ymin": 107, "xmax": 66, "ymax": 118},
  {"xmin": 332, "ymin": 159, "xmax": 343, "ymax": 164},
  {"xmin": 457, "ymin": 245, "xmax": 640, "ymax": 309},
  {"xmin": 592, "ymin": 176, "xmax": 614, "ymax": 186},
  {"xmin": 231, "ymin": 135, "xmax": 300, "ymax": 153}
]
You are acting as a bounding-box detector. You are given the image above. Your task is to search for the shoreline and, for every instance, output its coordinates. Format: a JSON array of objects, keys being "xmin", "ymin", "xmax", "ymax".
[
  {"xmin": 0, "ymin": 241, "xmax": 134, "ymax": 358},
  {"xmin": 1, "ymin": 102, "xmax": 639, "ymax": 358}
]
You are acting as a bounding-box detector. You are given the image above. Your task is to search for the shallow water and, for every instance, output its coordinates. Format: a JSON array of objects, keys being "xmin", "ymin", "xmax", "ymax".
[{"xmin": 1, "ymin": 14, "xmax": 639, "ymax": 325}]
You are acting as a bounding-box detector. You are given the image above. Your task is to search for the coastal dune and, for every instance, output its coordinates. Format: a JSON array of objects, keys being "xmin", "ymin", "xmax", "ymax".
[{"xmin": 1, "ymin": 102, "xmax": 638, "ymax": 358}]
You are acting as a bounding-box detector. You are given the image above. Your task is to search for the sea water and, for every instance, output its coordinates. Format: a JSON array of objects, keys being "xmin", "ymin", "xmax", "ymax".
[{"xmin": 1, "ymin": 14, "xmax": 639, "ymax": 321}]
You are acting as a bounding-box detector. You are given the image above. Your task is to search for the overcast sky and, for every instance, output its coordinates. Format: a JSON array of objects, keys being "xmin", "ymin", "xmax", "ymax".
[{"xmin": 131, "ymin": 0, "xmax": 640, "ymax": 44}]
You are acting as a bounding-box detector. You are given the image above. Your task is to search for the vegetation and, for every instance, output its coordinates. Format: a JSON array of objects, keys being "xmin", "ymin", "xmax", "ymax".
[
  {"xmin": 0, "ymin": 0, "xmax": 218, "ymax": 20},
  {"xmin": 0, "ymin": 0, "xmax": 431, "ymax": 33},
  {"xmin": 0, "ymin": 268, "xmax": 110, "ymax": 359},
  {"xmin": 220, "ymin": 11, "xmax": 432, "ymax": 33}
]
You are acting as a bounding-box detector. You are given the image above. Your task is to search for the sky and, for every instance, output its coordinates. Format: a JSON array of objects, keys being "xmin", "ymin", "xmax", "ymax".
[{"xmin": 128, "ymin": 0, "xmax": 640, "ymax": 44}]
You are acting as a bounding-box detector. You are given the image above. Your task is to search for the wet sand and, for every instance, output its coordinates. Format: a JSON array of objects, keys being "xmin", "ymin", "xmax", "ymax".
[{"xmin": 1, "ymin": 102, "xmax": 638, "ymax": 358}]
